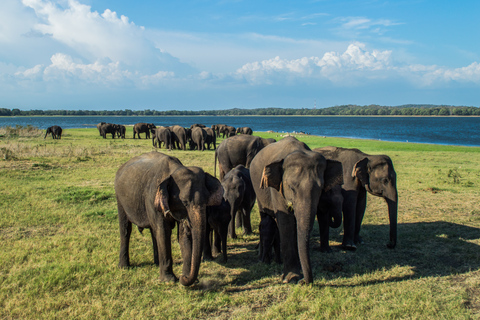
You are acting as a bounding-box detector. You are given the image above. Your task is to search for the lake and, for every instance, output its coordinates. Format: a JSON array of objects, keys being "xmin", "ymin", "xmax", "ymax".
[{"xmin": 1, "ymin": 115, "xmax": 479, "ymax": 147}]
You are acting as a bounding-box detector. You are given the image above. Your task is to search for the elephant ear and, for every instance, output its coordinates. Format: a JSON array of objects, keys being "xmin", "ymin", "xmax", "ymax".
[
  {"xmin": 154, "ymin": 176, "xmax": 172, "ymax": 216},
  {"xmin": 324, "ymin": 160, "xmax": 344, "ymax": 192},
  {"xmin": 260, "ymin": 160, "xmax": 284, "ymax": 191},
  {"xmin": 352, "ymin": 158, "xmax": 369, "ymax": 187},
  {"xmin": 205, "ymin": 173, "xmax": 224, "ymax": 206}
]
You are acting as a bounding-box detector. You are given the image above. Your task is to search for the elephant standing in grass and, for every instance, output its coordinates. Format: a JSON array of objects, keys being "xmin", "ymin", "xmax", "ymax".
[
  {"xmin": 169, "ymin": 125, "xmax": 187, "ymax": 150},
  {"xmin": 215, "ymin": 135, "xmax": 276, "ymax": 180},
  {"xmin": 133, "ymin": 123, "xmax": 155, "ymax": 139},
  {"xmin": 204, "ymin": 198, "xmax": 231, "ymax": 262},
  {"xmin": 204, "ymin": 127, "xmax": 216, "ymax": 150},
  {"xmin": 116, "ymin": 125, "xmax": 126, "ymax": 139},
  {"xmin": 220, "ymin": 126, "xmax": 236, "ymax": 138},
  {"xmin": 250, "ymin": 137, "xmax": 343, "ymax": 284},
  {"xmin": 222, "ymin": 165, "xmax": 255, "ymax": 239},
  {"xmin": 45, "ymin": 125, "xmax": 62, "ymax": 139},
  {"xmin": 152, "ymin": 126, "xmax": 172, "ymax": 150},
  {"xmin": 99, "ymin": 123, "xmax": 117, "ymax": 139},
  {"xmin": 236, "ymin": 127, "xmax": 253, "ymax": 135},
  {"xmin": 97, "ymin": 122, "xmax": 106, "ymax": 136},
  {"xmin": 314, "ymin": 146, "xmax": 398, "ymax": 250},
  {"xmin": 189, "ymin": 127, "xmax": 207, "ymax": 151},
  {"xmin": 115, "ymin": 152, "xmax": 223, "ymax": 286}
]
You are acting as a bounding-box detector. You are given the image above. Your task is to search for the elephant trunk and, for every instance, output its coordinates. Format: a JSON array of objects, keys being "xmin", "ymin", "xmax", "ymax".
[
  {"xmin": 180, "ymin": 206, "xmax": 206, "ymax": 286},
  {"xmin": 296, "ymin": 202, "xmax": 317, "ymax": 284},
  {"xmin": 386, "ymin": 196, "xmax": 397, "ymax": 249}
]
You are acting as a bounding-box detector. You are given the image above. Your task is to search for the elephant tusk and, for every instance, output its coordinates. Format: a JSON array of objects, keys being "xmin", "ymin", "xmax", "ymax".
[{"xmin": 286, "ymin": 201, "xmax": 294, "ymax": 213}]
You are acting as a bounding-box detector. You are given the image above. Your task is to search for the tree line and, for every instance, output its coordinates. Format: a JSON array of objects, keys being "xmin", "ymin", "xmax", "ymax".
[{"xmin": 1, "ymin": 104, "xmax": 479, "ymax": 117}]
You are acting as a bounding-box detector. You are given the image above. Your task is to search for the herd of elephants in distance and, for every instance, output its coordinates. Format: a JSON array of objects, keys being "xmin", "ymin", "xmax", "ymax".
[{"xmin": 44, "ymin": 121, "xmax": 397, "ymax": 286}]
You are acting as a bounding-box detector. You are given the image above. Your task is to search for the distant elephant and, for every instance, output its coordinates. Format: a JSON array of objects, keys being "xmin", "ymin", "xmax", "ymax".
[
  {"xmin": 169, "ymin": 125, "xmax": 187, "ymax": 150},
  {"xmin": 44, "ymin": 125, "xmax": 62, "ymax": 139},
  {"xmin": 314, "ymin": 146, "xmax": 397, "ymax": 250},
  {"xmin": 100, "ymin": 123, "xmax": 117, "ymax": 139},
  {"xmin": 236, "ymin": 127, "xmax": 253, "ymax": 135},
  {"xmin": 190, "ymin": 124, "xmax": 206, "ymax": 129},
  {"xmin": 212, "ymin": 124, "xmax": 227, "ymax": 137},
  {"xmin": 214, "ymin": 135, "xmax": 276, "ymax": 180},
  {"xmin": 133, "ymin": 123, "xmax": 155, "ymax": 139},
  {"xmin": 152, "ymin": 126, "xmax": 172, "ymax": 150},
  {"xmin": 189, "ymin": 127, "xmax": 207, "ymax": 151},
  {"xmin": 220, "ymin": 125, "xmax": 236, "ymax": 138},
  {"xmin": 96, "ymin": 122, "xmax": 106, "ymax": 136},
  {"xmin": 250, "ymin": 136, "xmax": 343, "ymax": 284},
  {"xmin": 204, "ymin": 127, "xmax": 216, "ymax": 150},
  {"xmin": 222, "ymin": 165, "xmax": 256, "ymax": 239},
  {"xmin": 204, "ymin": 198, "xmax": 231, "ymax": 262},
  {"xmin": 116, "ymin": 124, "xmax": 126, "ymax": 139},
  {"xmin": 258, "ymin": 212, "xmax": 281, "ymax": 264},
  {"xmin": 115, "ymin": 152, "xmax": 224, "ymax": 286}
]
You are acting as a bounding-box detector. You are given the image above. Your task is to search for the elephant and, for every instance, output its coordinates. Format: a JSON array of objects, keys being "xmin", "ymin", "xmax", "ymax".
[
  {"xmin": 99, "ymin": 123, "xmax": 117, "ymax": 139},
  {"xmin": 116, "ymin": 124, "xmax": 126, "ymax": 139},
  {"xmin": 169, "ymin": 125, "xmax": 187, "ymax": 150},
  {"xmin": 212, "ymin": 124, "xmax": 227, "ymax": 137},
  {"xmin": 44, "ymin": 125, "xmax": 62, "ymax": 139},
  {"xmin": 221, "ymin": 165, "xmax": 256, "ymax": 239},
  {"xmin": 250, "ymin": 136, "xmax": 344, "ymax": 284},
  {"xmin": 152, "ymin": 126, "xmax": 172, "ymax": 150},
  {"xmin": 133, "ymin": 123, "xmax": 155, "ymax": 139},
  {"xmin": 220, "ymin": 125, "xmax": 236, "ymax": 138},
  {"xmin": 236, "ymin": 127, "xmax": 253, "ymax": 135},
  {"xmin": 314, "ymin": 146, "xmax": 398, "ymax": 250},
  {"xmin": 96, "ymin": 122, "xmax": 106, "ymax": 136},
  {"xmin": 204, "ymin": 127, "xmax": 216, "ymax": 150},
  {"xmin": 115, "ymin": 151, "xmax": 224, "ymax": 286},
  {"xmin": 190, "ymin": 124, "xmax": 206, "ymax": 129},
  {"xmin": 214, "ymin": 134, "xmax": 276, "ymax": 180},
  {"xmin": 204, "ymin": 197, "xmax": 231, "ymax": 262},
  {"xmin": 258, "ymin": 212, "xmax": 281, "ymax": 264},
  {"xmin": 189, "ymin": 127, "xmax": 207, "ymax": 151}
]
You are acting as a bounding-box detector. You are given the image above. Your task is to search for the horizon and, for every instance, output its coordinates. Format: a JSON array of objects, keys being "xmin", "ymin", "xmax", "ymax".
[{"xmin": 1, "ymin": 0, "xmax": 479, "ymax": 110}]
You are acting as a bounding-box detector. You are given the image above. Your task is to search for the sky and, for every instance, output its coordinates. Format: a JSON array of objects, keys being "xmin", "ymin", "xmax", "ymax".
[{"xmin": 0, "ymin": 0, "xmax": 479, "ymax": 111}]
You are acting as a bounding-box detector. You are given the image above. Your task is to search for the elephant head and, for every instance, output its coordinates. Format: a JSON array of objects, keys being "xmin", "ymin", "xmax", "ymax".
[
  {"xmin": 154, "ymin": 167, "xmax": 223, "ymax": 286},
  {"xmin": 353, "ymin": 155, "xmax": 397, "ymax": 248},
  {"xmin": 260, "ymin": 150, "xmax": 343, "ymax": 283}
]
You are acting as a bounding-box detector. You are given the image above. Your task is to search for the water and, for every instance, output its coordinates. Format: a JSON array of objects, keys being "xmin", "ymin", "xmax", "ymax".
[{"xmin": 1, "ymin": 115, "xmax": 479, "ymax": 147}]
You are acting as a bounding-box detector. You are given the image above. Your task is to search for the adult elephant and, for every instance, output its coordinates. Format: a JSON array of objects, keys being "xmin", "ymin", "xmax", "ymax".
[
  {"xmin": 314, "ymin": 146, "xmax": 397, "ymax": 250},
  {"xmin": 220, "ymin": 125, "xmax": 236, "ymax": 138},
  {"xmin": 115, "ymin": 152, "xmax": 223, "ymax": 286},
  {"xmin": 116, "ymin": 125, "xmax": 126, "ymax": 139},
  {"xmin": 222, "ymin": 165, "xmax": 255, "ymax": 239},
  {"xmin": 133, "ymin": 123, "xmax": 155, "ymax": 139},
  {"xmin": 212, "ymin": 124, "xmax": 227, "ymax": 137},
  {"xmin": 204, "ymin": 127, "xmax": 216, "ymax": 150},
  {"xmin": 236, "ymin": 127, "xmax": 253, "ymax": 135},
  {"xmin": 189, "ymin": 127, "xmax": 207, "ymax": 151},
  {"xmin": 45, "ymin": 125, "xmax": 62, "ymax": 139},
  {"xmin": 214, "ymin": 135, "xmax": 276, "ymax": 180},
  {"xmin": 152, "ymin": 126, "xmax": 172, "ymax": 150},
  {"xmin": 96, "ymin": 122, "xmax": 106, "ymax": 136},
  {"xmin": 169, "ymin": 125, "xmax": 187, "ymax": 150},
  {"xmin": 100, "ymin": 123, "xmax": 116, "ymax": 139},
  {"xmin": 250, "ymin": 136, "xmax": 343, "ymax": 284}
]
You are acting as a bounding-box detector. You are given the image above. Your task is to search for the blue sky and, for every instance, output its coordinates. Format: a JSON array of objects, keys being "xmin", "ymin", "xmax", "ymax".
[{"xmin": 1, "ymin": 0, "xmax": 479, "ymax": 110}]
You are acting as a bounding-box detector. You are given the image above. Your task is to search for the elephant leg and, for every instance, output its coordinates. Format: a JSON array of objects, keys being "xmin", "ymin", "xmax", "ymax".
[
  {"xmin": 341, "ymin": 190, "xmax": 358, "ymax": 250},
  {"xmin": 317, "ymin": 211, "xmax": 332, "ymax": 253},
  {"xmin": 276, "ymin": 211, "xmax": 302, "ymax": 283},
  {"xmin": 241, "ymin": 208, "xmax": 253, "ymax": 235},
  {"xmin": 228, "ymin": 207, "xmax": 237, "ymax": 239},
  {"xmin": 118, "ymin": 203, "xmax": 132, "ymax": 268},
  {"xmin": 152, "ymin": 220, "xmax": 177, "ymax": 283},
  {"xmin": 203, "ymin": 223, "xmax": 214, "ymax": 261},
  {"xmin": 150, "ymin": 228, "xmax": 159, "ymax": 265},
  {"xmin": 354, "ymin": 188, "xmax": 367, "ymax": 245}
]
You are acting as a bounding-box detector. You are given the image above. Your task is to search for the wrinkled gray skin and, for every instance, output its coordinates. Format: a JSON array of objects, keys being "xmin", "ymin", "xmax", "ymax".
[
  {"xmin": 250, "ymin": 137, "xmax": 344, "ymax": 284},
  {"xmin": 152, "ymin": 126, "xmax": 172, "ymax": 150},
  {"xmin": 189, "ymin": 127, "xmax": 207, "ymax": 151},
  {"xmin": 204, "ymin": 127, "xmax": 216, "ymax": 150},
  {"xmin": 214, "ymin": 135, "xmax": 276, "ymax": 180},
  {"xmin": 204, "ymin": 197, "xmax": 231, "ymax": 262},
  {"xmin": 236, "ymin": 127, "xmax": 253, "ymax": 135},
  {"xmin": 258, "ymin": 212, "xmax": 281, "ymax": 264},
  {"xmin": 115, "ymin": 152, "xmax": 224, "ymax": 286},
  {"xmin": 221, "ymin": 165, "xmax": 256, "ymax": 239},
  {"xmin": 133, "ymin": 123, "xmax": 155, "ymax": 139},
  {"xmin": 169, "ymin": 125, "xmax": 187, "ymax": 150},
  {"xmin": 314, "ymin": 146, "xmax": 398, "ymax": 250},
  {"xmin": 45, "ymin": 125, "xmax": 62, "ymax": 139}
]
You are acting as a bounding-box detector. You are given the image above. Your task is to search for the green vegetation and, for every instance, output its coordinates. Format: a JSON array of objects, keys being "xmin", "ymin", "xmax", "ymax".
[
  {"xmin": 1, "ymin": 127, "xmax": 480, "ymax": 319},
  {"xmin": 1, "ymin": 104, "xmax": 480, "ymax": 117}
]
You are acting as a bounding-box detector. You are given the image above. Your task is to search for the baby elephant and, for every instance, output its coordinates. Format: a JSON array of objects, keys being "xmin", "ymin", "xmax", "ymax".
[
  {"xmin": 44, "ymin": 125, "xmax": 62, "ymax": 139},
  {"xmin": 204, "ymin": 198, "xmax": 231, "ymax": 262},
  {"xmin": 258, "ymin": 212, "xmax": 281, "ymax": 264},
  {"xmin": 222, "ymin": 165, "xmax": 256, "ymax": 239}
]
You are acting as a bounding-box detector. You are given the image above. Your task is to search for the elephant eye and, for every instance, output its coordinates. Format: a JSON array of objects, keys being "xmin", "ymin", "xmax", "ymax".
[{"xmin": 383, "ymin": 178, "xmax": 389, "ymax": 185}]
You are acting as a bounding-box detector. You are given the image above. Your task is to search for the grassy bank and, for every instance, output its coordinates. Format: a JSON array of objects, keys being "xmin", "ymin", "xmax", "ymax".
[{"xmin": 1, "ymin": 128, "xmax": 480, "ymax": 319}]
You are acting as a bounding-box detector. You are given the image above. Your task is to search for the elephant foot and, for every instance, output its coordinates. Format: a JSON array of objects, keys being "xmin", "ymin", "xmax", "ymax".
[
  {"xmin": 118, "ymin": 262, "xmax": 130, "ymax": 269},
  {"xmin": 203, "ymin": 254, "xmax": 214, "ymax": 262},
  {"xmin": 354, "ymin": 235, "xmax": 365, "ymax": 245},
  {"xmin": 281, "ymin": 272, "xmax": 302, "ymax": 284},
  {"xmin": 386, "ymin": 241, "xmax": 396, "ymax": 249},
  {"xmin": 319, "ymin": 245, "xmax": 333, "ymax": 253},
  {"xmin": 159, "ymin": 273, "xmax": 178, "ymax": 284},
  {"xmin": 341, "ymin": 242, "xmax": 357, "ymax": 251}
]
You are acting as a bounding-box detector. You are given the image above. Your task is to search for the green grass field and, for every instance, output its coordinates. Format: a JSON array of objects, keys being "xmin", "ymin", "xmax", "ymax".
[{"xmin": 1, "ymin": 127, "xmax": 480, "ymax": 319}]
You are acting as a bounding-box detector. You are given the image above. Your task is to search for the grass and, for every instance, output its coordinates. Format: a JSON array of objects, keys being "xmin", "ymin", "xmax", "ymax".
[{"xmin": 1, "ymin": 127, "xmax": 480, "ymax": 319}]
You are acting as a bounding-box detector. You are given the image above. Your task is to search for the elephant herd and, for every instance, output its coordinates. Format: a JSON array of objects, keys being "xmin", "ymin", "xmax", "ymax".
[{"xmin": 115, "ymin": 131, "xmax": 398, "ymax": 286}]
